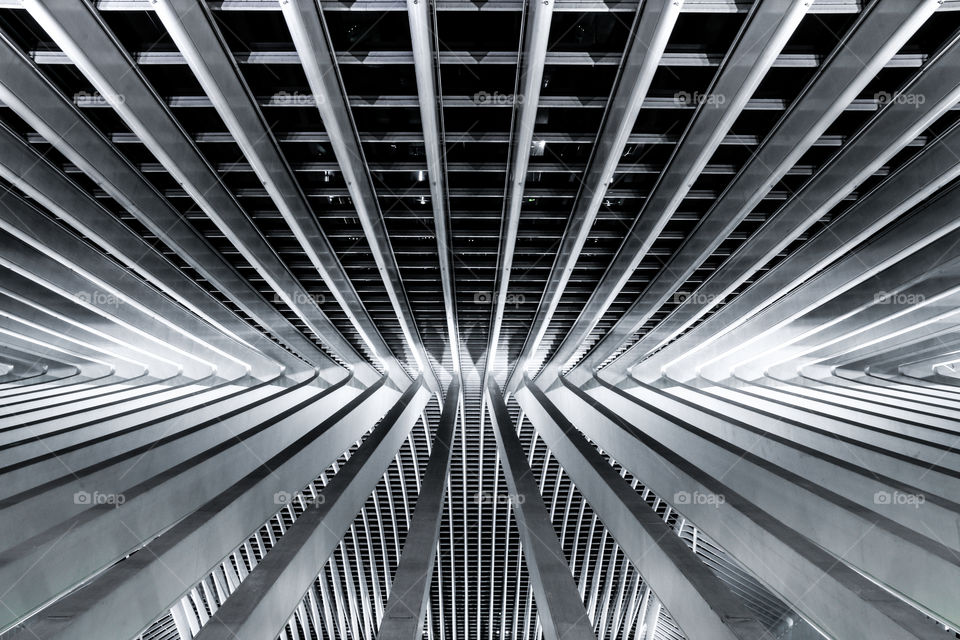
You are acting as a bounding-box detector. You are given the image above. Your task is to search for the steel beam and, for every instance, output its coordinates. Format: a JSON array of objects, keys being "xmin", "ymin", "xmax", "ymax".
[
  {"xmin": 21, "ymin": 0, "xmax": 376, "ymax": 379},
  {"xmin": 377, "ymin": 378, "xmax": 460, "ymax": 640},
  {"xmin": 0, "ymin": 289, "xmax": 200, "ymax": 388},
  {"xmin": 516, "ymin": 379, "xmax": 771, "ymax": 640},
  {"xmin": 550, "ymin": 0, "xmax": 939, "ymax": 381},
  {"xmin": 681, "ymin": 187, "xmax": 960, "ymax": 383},
  {"xmin": 0, "ymin": 304, "xmax": 169, "ymax": 380},
  {"xmin": 0, "ymin": 291, "xmax": 183, "ymax": 381},
  {"xmin": 0, "ymin": 383, "xmax": 254, "ymax": 495},
  {"xmin": 278, "ymin": 0, "xmax": 439, "ymax": 390},
  {"xmin": 622, "ymin": 371, "xmax": 960, "ymax": 547},
  {"xmin": 42, "ymin": 129, "xmax": 906, "ymax": 148},
  {"xmin": 27, "ymin": 48, "xmax": 937, "ymax": 68},
  {"xmin": 539, "ymin": 373, "xmax": 950, "ymax": 640},
  {"xmin": 486, "ymin": 379, "xmax": 595, "ymax": 640},
  {"xmin": 507, "ymin": 0, "xmax": 681, "ymax": 387},
  {"xmin": 585, "ymin": 373, "xmax": 960, "ymax": 629},
  {"xmin": 0, "ymin": 30, "xmax": 351, "ymax": 380},
  {"xmin": 0, "ymin": 376, "xmax": 290, "ymax": 503},
  {"xmin": 480, "ymin": 0, "xmax": 553, "ymax": 386},
  {"xmin": 594, "ymin": 24, "xmax": 960, "ymax": 379},
  {"xmin": 733, "ymin": 269, "xmax": 960, "ymax": 383},
  {"xmin": 0, "ymin": 374, "xmax": 394, "ymax": 639},
  {"xmin": 627, "ymin": 114, "xmax": 960, "ymax": 381},
  {"xmin": 54, "ymin": 91, "xmax": 956, "ymax": 111},
  {"xmin": 843, "ymin": 330, "xmax": 960, "ymax": 377},
  {"xmin": 830, "ymin": 367, "xmax": 960, "ymax": 405},
  {"xmin": 640, "ymin": 592, "xmax": 660, "ymax": 640},
  {"xmin": 0, "ymin": 209, "xmax": 252, "ymax": 382},
  {"xmin": 0, "ymin": 124, "xmax": 296, "ymax": 380},
  {"xmin": 88, "ymin": 0, "xmax": 904, "ymax": 13},
  {"xmin": 0, "ymin": 332, "xmax": 116, "ymax": 383},
  {"xmin": 0, "ymin": 351, "xmax": 82, "ymax": 392},
  {"xmin": 407, "ymin": 0, "xmax": 462, "ymax": 382},
  {"xmin": 90, "ymin": 183, "xmax": 850, "ymax": 201},
  {"xmin": 677, "ymin": 373, "xmax": 960, "ymax": 473},
  {"xmin": 184, "ymin": 379, "xmax": 430, "ymax": 640},
  {"xmin": 0, "ymin": 369, "xmax": 339, "ymax": 540},
  {"xmin": 74, "ymin": 159, "xmax": 862, "ymax": 177},
  {"xmin": 151, "ymin": 0, "xmax": 405, "ymax": 384}
]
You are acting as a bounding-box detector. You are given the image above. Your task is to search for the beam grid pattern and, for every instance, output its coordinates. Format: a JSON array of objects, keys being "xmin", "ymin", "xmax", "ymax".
[{"xmin": 1, "ymin": 1, "xmax": 960, "ymax": 639}]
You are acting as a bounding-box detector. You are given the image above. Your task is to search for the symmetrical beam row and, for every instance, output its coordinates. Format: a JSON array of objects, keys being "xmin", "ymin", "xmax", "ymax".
[
  {"xmin": 508, "ymin": 0, "xmax": 803, "ymax": 389},
  {"xmin": 3, "ymin": 1, "xmax": 960, "ymax": 640},
  {"xmin": 20, "ymin": 0, "xmax": 391, "ymax": 381},
  {"xmin": 585, "ymin": 19, "xmax": 960, "ymax": 378},
  {"xmin": 552, "ymin": 0, "xmax": 941, "ymax": 381},
  {"xmin": 278, "ymin": 0, "xmax": 439, "ymax": 389}
]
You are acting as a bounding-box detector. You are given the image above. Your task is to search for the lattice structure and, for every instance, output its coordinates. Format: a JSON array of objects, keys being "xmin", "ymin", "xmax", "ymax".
[{"xmin": 2, "ymin": 1, "xmax": 960, "ymax": 639}]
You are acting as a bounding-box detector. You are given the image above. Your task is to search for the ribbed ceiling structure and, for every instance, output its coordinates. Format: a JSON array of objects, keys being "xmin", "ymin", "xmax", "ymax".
[{"xmin": 1, "ymin": 1, "xmax": 959, "ymax": 639}]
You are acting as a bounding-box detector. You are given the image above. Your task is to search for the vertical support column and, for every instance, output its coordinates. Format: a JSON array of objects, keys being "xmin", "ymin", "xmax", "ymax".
[
  {"xmin": 486, "ymin": 380, "xmax": 596, "ymax": 640},
  {"xmin": 640, "ymin": 593, "xmax": 660, "ymax": 640},
  {"xmin": 377, "ymin": 378, "xmax": 461, "ymax": 640},
  {"xmin": 170, "ymin": 600, "xmax": 195, "ymax": 640}
]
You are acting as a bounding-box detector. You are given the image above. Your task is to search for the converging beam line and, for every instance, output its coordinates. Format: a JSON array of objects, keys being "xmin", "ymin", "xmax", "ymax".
[
  {"xmin": 377, "ymin": 377, "xmax": 461, "ymax": 640},
  {"xmin": 486, "ymin": 378, "xmax": 596, "ymax": 640}
]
